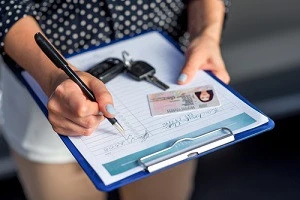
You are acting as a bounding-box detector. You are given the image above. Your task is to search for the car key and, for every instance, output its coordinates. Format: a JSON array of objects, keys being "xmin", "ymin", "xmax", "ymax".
[
  {"xmin": 87, "ymin": 58, "xmax": 125, "ymax": 83},
  {"xmin": 122, "ymin": 51, "xmax": 169, "ymax": 90}
]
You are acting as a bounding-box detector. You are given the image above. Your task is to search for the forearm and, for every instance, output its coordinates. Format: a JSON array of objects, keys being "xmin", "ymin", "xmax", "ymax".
[
  {"xmin": 187, "ymin": 0, "xmax": 225, "ymax": 43},
  {"xmin": 4, "ymin": 16, "xmax": 64, "ymax": 97}
]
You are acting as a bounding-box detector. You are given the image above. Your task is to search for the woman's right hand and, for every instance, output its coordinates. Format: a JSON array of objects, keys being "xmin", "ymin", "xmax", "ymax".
[{"xmin": 47, "ymin": 71, "xmax": 116, "ymax": 136}]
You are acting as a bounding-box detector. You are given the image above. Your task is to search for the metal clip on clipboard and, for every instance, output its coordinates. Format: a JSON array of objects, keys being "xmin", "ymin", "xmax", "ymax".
[{"xmin": 138, "ymin": 127, "xmax": 235, "ymax": 173}]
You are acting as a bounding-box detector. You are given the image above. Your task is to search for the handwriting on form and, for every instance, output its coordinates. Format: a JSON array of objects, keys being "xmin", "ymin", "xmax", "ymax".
[
  {"xmin": 103, "ymin": 130, "xmax": 150, "ymax": 154},
  {"xmin": 162, "ymin": 107, "xmax": 224, "ymax": 129}
]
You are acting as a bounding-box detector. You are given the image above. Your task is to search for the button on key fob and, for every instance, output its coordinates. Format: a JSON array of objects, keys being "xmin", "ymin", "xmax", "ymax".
[{"xmin": 87, "ymin": 58, "xmax": 125, "ymax": 83}]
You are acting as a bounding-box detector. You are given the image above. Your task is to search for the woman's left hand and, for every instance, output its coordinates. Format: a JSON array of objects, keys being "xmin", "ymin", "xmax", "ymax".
[{"xmin": 177, "ymin": 33, "xmax": 230, "ymax": 85}]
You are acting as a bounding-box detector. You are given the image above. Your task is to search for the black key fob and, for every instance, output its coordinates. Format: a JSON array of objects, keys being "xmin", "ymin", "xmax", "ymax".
[
  {"xmin": 87, "ymin": 58, "xmax": 125, "ymax": 83},
  {"xmin": 126, "ymin": 61, "xmax": 156, "ymax": 80}
]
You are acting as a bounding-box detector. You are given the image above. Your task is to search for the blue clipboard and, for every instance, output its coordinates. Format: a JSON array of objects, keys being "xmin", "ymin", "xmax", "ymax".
[{"xmin": 5, "ymin": 30, "xmax": 275, "ymax": 192}]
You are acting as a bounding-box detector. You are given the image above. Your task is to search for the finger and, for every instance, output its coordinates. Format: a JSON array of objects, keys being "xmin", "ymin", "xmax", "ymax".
[
  {"xmin": 48, "ymin": 81, "xmax": 100, "ymax": 117},
  {"xmin": 48, "ymin": 96, "xmax": 104, "ymax": 129},
  {"xmin": 89, "ymin": 79, "xmax": 116, "ymax": 118},
  {"xmin": 67, "ymin": 94, "xmax": 101, "ymax": 117},
  {"xmin": 178, "ymin": 53, "xmax": 206, "ymax": 85},
  {"xmin": 211, "ymin": 67, "xmax": 230, "ymax": 84},
  {"xmin": 48, "ymin": 89, "xmax": 103, "ymax": 131},
  {"xmin": 214, "ymin": 60, "xmax": 230, "ymax": 84},
  {"xmin": 200, "ymin": 59, "xmax": 230, "ymax": 84},
  {"xmin": 49, "ymin": 113, "xmax": 104, "ymax": 136}
]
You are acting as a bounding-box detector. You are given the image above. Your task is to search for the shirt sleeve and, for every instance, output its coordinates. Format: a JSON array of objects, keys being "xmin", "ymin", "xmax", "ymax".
[{"xmin": 0, "ymin": 0, "xmax": 36, "ymax": 56}]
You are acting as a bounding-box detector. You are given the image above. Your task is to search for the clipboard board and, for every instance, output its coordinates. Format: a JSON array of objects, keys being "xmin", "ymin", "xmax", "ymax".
[{"xmin": 5, "ymin": 30, "xmax": 275, "ymax": 192}]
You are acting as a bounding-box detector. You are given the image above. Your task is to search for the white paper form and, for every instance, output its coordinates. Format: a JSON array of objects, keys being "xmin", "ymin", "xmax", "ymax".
[{"xmin": 22, "ymin": 31, "xmax": 269, "ymax": 185}]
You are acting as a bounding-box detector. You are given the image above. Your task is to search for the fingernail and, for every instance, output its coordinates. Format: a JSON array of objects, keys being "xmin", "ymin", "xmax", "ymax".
[
  {"xmin": 178, "ymin": 73, "xmax": 187, "ymax": 82},
  {"xmin": 106, "ymin": 104, "xmax": 116, "ymax": 115}
]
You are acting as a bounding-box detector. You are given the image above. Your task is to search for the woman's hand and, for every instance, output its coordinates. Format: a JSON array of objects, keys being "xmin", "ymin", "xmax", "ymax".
[
  {"xmin": 178, "ymin": 33, "xmax": 230, "ymax": 85},
  {"xmin": 47, "ymin": 71, "xmax": 115, "ymax": 136},
  {"xmin": 178, "ymin": 0, "xmax": 230, "ymax": 85}
]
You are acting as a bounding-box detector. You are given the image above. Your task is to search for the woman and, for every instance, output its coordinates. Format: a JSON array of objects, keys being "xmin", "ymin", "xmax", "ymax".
[{"xmin": 0, "ymin": 0, "xmax": 230, "ymax": 199}]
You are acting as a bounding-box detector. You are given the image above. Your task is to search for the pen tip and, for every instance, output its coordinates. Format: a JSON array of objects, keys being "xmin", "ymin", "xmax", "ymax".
[{"xmin": 114, "ymin": 122, "xmax": 125, "ymax": 135}]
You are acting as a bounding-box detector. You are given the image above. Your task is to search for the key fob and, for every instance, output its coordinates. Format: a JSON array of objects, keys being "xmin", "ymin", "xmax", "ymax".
[
  {"xmin": 87, "ymin": 58, "xmax": 125, "ymax": 83},
  {"xmin": 126, "ymin": 61, "xmax": 156, "ymax": 80},
  {"xmin": 125, "ymin": 60, "xmax": 169, "ymax": 90}
]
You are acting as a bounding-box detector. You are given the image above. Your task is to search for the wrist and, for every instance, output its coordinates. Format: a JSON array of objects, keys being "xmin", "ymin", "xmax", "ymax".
[
  {"xmin": 189, "ymin": 23, "xmax": 222, "ymax": 44},
  {"xmin": 188, "ymin": 0, "xmax": 225, "ymax": 44}
]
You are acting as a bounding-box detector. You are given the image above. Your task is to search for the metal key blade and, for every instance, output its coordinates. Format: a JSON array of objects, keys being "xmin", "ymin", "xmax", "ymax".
[{"xmin": 145, "ymin": 75, "xmax": 169, "ymax": 90}]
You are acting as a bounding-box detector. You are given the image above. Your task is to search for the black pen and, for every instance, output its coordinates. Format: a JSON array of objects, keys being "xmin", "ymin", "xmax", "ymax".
[{"xmin": 34, "ymin": 32, "xmax": 125, "ymax": 135}]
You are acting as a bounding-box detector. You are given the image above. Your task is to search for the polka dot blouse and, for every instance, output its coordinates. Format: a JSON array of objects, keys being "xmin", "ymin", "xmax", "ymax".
[{"xmin": 0, "ymin": 0, "xmax": 190, "ymax": 57}]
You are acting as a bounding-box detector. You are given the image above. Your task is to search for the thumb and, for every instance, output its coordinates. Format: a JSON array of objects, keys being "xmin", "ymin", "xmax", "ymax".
[
  {"xmin": 177, "ymin": 54, "xmax": 206, "ymax": 85},
  {"xmin": 89, "ymin": 79, "xmax": 116, "ymax": 118}
]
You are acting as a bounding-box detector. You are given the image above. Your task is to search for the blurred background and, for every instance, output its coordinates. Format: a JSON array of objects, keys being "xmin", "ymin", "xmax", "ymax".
[
  {"xmin": 1, "ymin": 0, "xmax": 300, "ymax": 199},
  {"xmin": 222, "ymin": 0, "xmax": 300, "ymax": 119}
]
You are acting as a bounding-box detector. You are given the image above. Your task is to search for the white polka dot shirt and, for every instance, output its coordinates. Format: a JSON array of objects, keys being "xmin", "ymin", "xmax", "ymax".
[{"xmin": 0, "ymin": 0, "xmax": 190, "ymax": 57}]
